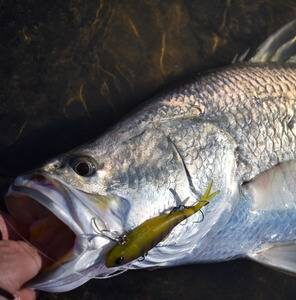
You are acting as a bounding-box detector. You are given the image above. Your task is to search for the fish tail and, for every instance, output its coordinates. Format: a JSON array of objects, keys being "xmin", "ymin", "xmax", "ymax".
[{"xmin": 192, "ymin": 180, "xmax": 220, "ymax": 213}]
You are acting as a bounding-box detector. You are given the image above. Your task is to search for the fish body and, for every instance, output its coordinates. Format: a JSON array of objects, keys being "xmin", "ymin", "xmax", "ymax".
[
  {"xmin": 4, "ymin": 20, "xmax": 296, "ymax": 292},
  {"xmin": 105, "ymin": 182, "xmax": 219, "ymax": 267}
]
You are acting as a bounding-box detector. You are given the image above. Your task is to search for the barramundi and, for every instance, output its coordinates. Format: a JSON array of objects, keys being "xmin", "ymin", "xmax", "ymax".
[{"xmin": 5, "ymin": 20, "xmax": 296, "ymax": 292}]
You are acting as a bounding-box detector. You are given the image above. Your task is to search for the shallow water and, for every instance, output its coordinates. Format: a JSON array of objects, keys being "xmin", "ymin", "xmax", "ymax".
[{"xmin": 1, "ymin": 0, "xmax": 296, "ymax": 299}]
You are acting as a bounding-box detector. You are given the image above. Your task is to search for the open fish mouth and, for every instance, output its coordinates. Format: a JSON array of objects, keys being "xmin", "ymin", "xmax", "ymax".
[
  {"xmin": 4, "ymin": 173, "xmax": 123, "ymax": 292},
  {"xmin": 5, "ymin": 174, "xmax": 77, "ymax": 270}
]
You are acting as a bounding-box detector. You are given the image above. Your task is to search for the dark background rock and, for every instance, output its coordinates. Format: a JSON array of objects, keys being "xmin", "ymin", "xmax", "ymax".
[{"xmin": 0, "ymin": 0, "xmax": 296, "ymax": 299}]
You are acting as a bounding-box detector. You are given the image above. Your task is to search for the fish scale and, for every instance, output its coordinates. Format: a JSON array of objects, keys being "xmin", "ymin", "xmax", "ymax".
[
  {"xmin": 105, "ymin": 64, "xmax": 296, "ymax": 185},
  {"xmin": 189, "ymin": 65, "xmax": 296, "ymax": 180}
]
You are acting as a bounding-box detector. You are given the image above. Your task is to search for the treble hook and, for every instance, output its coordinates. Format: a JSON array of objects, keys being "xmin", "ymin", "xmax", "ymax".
[
  {"xmin": 91, "ymin": 217, "xmax": 121, "ymax": 243},
  {"xmin": 137, "ymin": 252, "xmax": 148, "ymax": 262},
  {"xmin": 194, "ymin": 209, "xmax": 205, "ymax": 223}
]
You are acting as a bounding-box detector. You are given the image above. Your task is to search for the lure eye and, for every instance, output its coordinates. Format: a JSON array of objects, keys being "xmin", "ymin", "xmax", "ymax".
[
  {"xmin": 115, "ymin": 256, "xmax": 125, "ymax": 265},
  {"xmin": 71, "ymin": 156, "xmax": 97, "ymax": 177}
]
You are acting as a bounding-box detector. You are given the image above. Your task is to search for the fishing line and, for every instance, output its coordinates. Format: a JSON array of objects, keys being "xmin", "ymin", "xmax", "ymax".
[
  {"xmin": 3, "ymin": 217, "xmax": 127, "ymax": 282},
  {"xmin": 4, "ymin": 217, "xmax": 57, "ymax": 264}
]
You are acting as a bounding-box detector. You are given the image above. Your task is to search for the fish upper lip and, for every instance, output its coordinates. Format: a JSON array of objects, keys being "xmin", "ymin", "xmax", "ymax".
[
  {"xmin": 7, "ymin": 173, "xmax": 109, "ymax": 237},
  {"xmin": 7, "ymin": 174, "xmax": 83, "ymax": 236}
]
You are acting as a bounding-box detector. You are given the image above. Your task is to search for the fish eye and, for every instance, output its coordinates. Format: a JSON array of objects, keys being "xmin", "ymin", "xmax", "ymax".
[
  {"xmin": 115, "ymin": 256, "xmax": 125, "ymax": 265},
  {"xmin": 70, "ymin": 156, "xmax": 97, "ymax": 177}
]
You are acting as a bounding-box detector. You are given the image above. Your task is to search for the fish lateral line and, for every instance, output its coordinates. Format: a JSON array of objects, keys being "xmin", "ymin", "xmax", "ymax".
[{"xmin": 105, "ymin": 181, "xmax": 220, "ymax": 268}]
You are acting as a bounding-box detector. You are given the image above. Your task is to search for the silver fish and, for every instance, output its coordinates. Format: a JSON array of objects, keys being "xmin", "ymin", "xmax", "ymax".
[{"xmin": 5, "ymin": 20, "xmax": 296, "ymax": 292}]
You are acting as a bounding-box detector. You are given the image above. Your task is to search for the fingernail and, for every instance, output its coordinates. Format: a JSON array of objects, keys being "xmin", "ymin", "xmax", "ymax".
[{"xmin": 12, "ymin": 292, "xmax": 21, "ymax": 300}]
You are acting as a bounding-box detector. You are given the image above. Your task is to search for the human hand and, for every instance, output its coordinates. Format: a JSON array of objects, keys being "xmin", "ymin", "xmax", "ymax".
[{"xmin": 0, "ymin": 214, "xmax": 42, "ymax": 300}]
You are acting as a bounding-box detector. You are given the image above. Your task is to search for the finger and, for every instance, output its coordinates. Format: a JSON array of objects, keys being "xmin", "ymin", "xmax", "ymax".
[
  {"xmin": 0, "ymin": 241, "xmax": 42, "ymax": 294},
  {"xmin": 15, "ymin": 288, "xmax": 37, "ymax": 300}
]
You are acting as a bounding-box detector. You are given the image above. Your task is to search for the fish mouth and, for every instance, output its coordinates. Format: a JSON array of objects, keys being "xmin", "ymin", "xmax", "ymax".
[
  {"xmin": 5, "ymin": 173, "xmax": 119, "ymax": 292},
  {"xmin": 5, "ymin": 174, "xmax": 77, "ymax": 271}
]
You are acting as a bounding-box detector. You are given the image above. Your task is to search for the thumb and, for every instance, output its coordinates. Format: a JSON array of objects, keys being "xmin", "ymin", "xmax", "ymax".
[{"xmin": 0, "ymin": 240, "xmax": 42, "ymax": 295}]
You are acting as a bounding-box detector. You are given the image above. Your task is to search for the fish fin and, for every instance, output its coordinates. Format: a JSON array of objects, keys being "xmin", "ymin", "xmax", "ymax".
[
  {"xmin": 249, "ymin": 19, "xmax": 296, "ymax": 63},
  {"xmin": 232, "ymin": 48, "xmax": 250, "ymax": 64},
  {"xmin": 244, "ymin": 160, "xmax": 296, "ymax": 274},
  {"xmin": 248, "ymin": 243, "xmax": 296, "ymax": 275},
  {"xmin": 244, "ymin": 160, "xmax": 296, "ymax": 212}
]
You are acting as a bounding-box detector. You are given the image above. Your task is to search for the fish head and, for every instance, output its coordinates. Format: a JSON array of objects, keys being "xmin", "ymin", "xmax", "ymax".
[
  {"xmin": 3, "ymin": 124, "xmax": 182, "ymax": 291},
  {"xmin": 5, "ymin": 119, "xmax": 239, "ymax": 292},
  {"xmin": 4, "ymin": 135, "xmax": 137, "ymax": 291}
]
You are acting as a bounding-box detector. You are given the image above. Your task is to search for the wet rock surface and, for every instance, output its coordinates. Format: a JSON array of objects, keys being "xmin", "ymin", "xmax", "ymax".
[{"xmin": 1, "ymin": 0, "xmax": 296, "ymax": 299}]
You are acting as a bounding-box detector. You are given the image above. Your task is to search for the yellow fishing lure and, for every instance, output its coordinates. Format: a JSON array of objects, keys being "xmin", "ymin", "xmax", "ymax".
[{"xmin": 105, "ymin": 181, "xmax": 219, "ymax": 268}]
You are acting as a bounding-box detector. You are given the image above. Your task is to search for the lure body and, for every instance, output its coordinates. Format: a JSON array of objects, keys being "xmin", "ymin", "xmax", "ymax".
[{"xmin": 105, "ymin": 182, "xmax": 219, "ymax": 267}]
